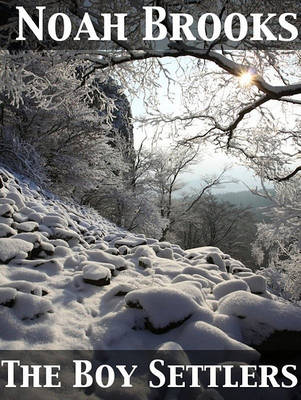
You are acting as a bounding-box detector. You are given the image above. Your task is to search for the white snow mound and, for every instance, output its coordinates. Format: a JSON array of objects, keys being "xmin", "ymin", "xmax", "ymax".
[
  {"xmin": 83, "ymin": 264, "xmax": 111, "ymax": 280},
  {"xmin": 125, "ymin": 287, "xmax": 204, "ymax": 330}
]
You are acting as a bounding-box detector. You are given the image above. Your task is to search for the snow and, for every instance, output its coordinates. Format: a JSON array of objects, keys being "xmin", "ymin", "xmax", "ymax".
[
  {"xmin": 213, "ymin": 279, "xmax": 250, "ymax": 300},
  {"xmin": 0, "ymin": 223, "xmax": 17, "ymax": 238},
  {"xmin": 186, "ymin": 246, "xmax": 223, "ymax": 257},
  {"xmin": 13, "ymin": 221, "xmax": 39, "ymax": 232},
  {"xmin": 157, "ymin": 247, "xmax": 174, "ymax": 259},
  {"xmin": 0, "ymin": 203, "xmax": 14, "ymax": 217},
  {"xmin": 42, "ymin": 215, "xmax": 67, "ymax": 227},
  {"xmin": 239, "ymin": 275, "xmax": 267, "ymax": 294},
  {"xmin": 82, "ymin": 264, "xmax": 111, "ymax": 280},
  {"xmin": 0, "ymin": 238, "xmax": 33, "ymax": 263},
  {"xmin": 157, "ymin": 341, "xmax": 184, "ymax": 351},
  {"xmin": 12, "ymin": 232, "xmax": 42, "ymax": 244},
  {"xmin": 86, "ymin": 249, "xmax": 127, "ymax": 270},
  {"xmin": 205, "ymin": 252, "xmax": 226, "ymax": 271},
  {"xmin": 40, "ymin": 241, "xmax": 55, "ymax": 254},
  {"xmin": 0, "ymin": 287, "xmax": 17, "ymax": 304},
  {"xmin": 4, "ymin": 280, "xmax": 46, "ymax": 296},
  {"xmin": 54, "ymin": 246, "xmax": 72, "ymax": 258},
  {"xmin": 0, "ymin": 217, "xmax": 13, "ymax": 225},
  {"xmin": 131, "ymin": 245, "xmax": 157, "ymax": 258},
  {"xmin": 52, "ymin": 227, "xmax": 80, "ymax": 241},
  {"xmin": 11, "ymin": 292, "xmax": 53, "ymax": 320},
  {"xmin": 0, "ymin": 165, "xmax": 300, "ymax": 358},
  {"xmin": 51, "ymin": 239, "xmax": 69, "ymax": 247},
  {"xmin": 218, "ymin": 290, "xmax": 301, "ymax": 344},
  {"xmin": 229, "ymin": 261, "xmax": 252, "ymax": 274},
  {"xmin": 0, "ymin": 198, "xmax": 15, "ymax": 206},
  {"xmin": 212, "ymin": 314, "xmax": 243, "ymax": 342},
  {"xmin": 125, "ymin": 286, "xmax": 205, "ymax": 331},
  {"xmin": 172, "ymin": 274, "xmax": 211, "ymax": 288},
  {"xmin": 171, "ymin": 281, "xmax": 208, "ymax": 306},
  {"xmin": 178, "ymin": 321, "xmax": 259, "ymax": 356},
  {"xmin": 218, "ymin": 290, "xmax": 301, "ymax": 329},
  {"xmin": 139, "ymin": 257, "xmax": 153, "ymax": 269},
  {"xmin": 6, "ymin": 191, "xmax": 25, "ymax": 209},
  {"xmin": 182, "ymin": 266, "xmax": 223, "ymax": 284},
  {"xmin": 114, "ymin": 236, "xmax": 147, "ymax": 247}
]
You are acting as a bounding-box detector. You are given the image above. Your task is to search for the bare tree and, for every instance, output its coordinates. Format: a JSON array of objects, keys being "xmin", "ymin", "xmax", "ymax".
[
  {"xmin": 174, "ymin": 193, "xmax": 256, "ymax": 265},
  {"xmin": 142, "ymin": 144, "xmax": 228, "ymax": 240},
  {"xmin": 1, "ymin": 1, "xmax": 300, "ymax": 183},
  {"xmin": 1, "ymin": 1, "xmax": 300, "ymax": 267},
  {"xmin": 60, "ymin": 0, "xmax": 301, "ymax": 183}
]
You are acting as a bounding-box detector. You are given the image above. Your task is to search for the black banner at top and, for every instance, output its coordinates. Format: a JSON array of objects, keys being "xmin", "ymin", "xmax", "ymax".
[{"xmin": 0, "ymin": 0, "xmax": 301, "ymax": 51}]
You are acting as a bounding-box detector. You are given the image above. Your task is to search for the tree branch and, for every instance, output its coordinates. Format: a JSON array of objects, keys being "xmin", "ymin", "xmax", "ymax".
[{"xmin": 270, "ymin": 165, "xmax": 301, "ymax": 182}]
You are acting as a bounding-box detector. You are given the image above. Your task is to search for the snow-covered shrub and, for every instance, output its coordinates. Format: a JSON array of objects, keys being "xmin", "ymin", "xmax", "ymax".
[
  {"xmin": 0, "ymin": 50, "xmax": 133, "ymax": 204},
  {"xmin": 90, "ymin": 185, "xmax": 166, "ymax": 239},
  {"xmin": 252, "ymin": 179, "xmax": 301, "ymax": 303},
  {"xmin": 0, "ymin": 129, "xmax": 47, "ymax": 186}
]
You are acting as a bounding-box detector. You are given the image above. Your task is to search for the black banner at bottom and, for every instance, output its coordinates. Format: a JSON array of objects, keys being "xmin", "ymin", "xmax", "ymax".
[{"xmin": 0, "ymin": 350, "xmax": 300, "ymax": 399}]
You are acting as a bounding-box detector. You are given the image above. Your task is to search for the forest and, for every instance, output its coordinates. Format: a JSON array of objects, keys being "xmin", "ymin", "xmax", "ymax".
[
  {"xmin": 0, "ymin": 1, "xmax": 300, "ymax": 384},
  {"xmin": 1, "ymin": 0, "xmax": 299, "ymax": 301}
]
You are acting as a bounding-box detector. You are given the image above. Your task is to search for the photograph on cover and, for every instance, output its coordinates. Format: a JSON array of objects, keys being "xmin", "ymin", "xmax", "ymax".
[{"xmin": 0, "ymin": 1, "xmax": 300, "ymax": 399}]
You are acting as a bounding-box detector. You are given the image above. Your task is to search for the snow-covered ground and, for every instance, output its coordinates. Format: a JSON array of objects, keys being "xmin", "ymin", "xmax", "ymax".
[{"xmin": 0, "ymin": 166, "xmax": 300, "ymax": 354}]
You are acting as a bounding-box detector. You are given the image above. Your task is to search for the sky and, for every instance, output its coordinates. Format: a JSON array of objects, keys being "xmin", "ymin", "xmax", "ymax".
[
  {"xmin": 179, "ymin": 151, "xmax": 262, "ymax": 194},
  {"xmin": 130, "ymin": 57, "xmax": 268, "ymax": 194},
  {"xmin": 133, "ymin": 124, "xmax": 262, "ymax": 193}
]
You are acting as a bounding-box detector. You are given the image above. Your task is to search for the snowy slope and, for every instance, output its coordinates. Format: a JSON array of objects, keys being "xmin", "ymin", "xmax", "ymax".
[{"xmin": 0, "ymin": 166, "xmax": 300, "ymax": 354}]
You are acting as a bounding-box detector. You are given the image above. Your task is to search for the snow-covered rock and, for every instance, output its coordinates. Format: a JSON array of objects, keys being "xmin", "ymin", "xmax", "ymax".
[
  {"xmin": 125, "ymin": 286, "xmax": 208, "ymax": 333},
  {"xmin": 114, "ymin": 236, "xmax": 147, "ymax": 248},
  {"xmin": 42, "ymin": 215, "xmax": 67, "ymax": 228},
  {"xmin": 157, "ymin": 247, "xmax": 174, "ymax": 260},
  {"xmin": 86, "ymin": 249, "xmax": 128, "ymax": 271},
  {"xmin": 12, "ymin": 232, "xmax": 42, "ymax": 245},
  {"xmin": 0, "ymin": 203, "xmax": 14, "ymax": 217},
  {"xmin": 0, "ymin": 223, "xmax": 17, "ymax": 238},
  {"xmin": 0, "ymin": 238, "xmax": 33, "ymax": 263},
  {"xmin": 6, "ymin": 191, "xmax": 25, "ymax": 210},
  {"xmin": 172, "ymin": 274, "xmax": 211, "ymax": 288},
  {"xmin": 205, "ymin": 252, "xmax": 226, "ymax": 271},
  {"xmin": 139, "ymin": 257, "xmax": 153, "ymax": 269},
  {"xmin": 178, "ymin": 321, "xmax": 259, "ymax": 357},
  {"xmin": 240, "ymin": 275, "xmax": 267, "ymax": 294},
  {"xmin": 131, "ymin": 245, "xmax": 157, "ymax": 258},
  {"xmin": 213, "ymin": 279, "xmax": 250, "ymax": 300},
  {"xmin": 83, "ymin": 263, "xmax": 111, "ymax": 285},
  {"xmin": 12, "ymin": 292, "xmax": 53, "ymax": 320},
  {"xmin": 13, "ymin": 221, "xmax": 39, "ymax": 232},
  {"xmin": 0, "ymin": 287, "xmax": 17, "ymax": 306},
  {"xmin": 0, "ymin": 165, "xmax": 300, "ymax": 360},
  {"xmin": 182, "ymin": 266, "xmax": 223, "ymax": 284},
  {"xmin": 218, "ymin": 291, "xmax": 301, "ymax": 345}
]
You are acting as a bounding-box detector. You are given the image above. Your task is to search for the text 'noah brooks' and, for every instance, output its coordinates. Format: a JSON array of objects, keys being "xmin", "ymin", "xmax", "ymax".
[
  {"xmin": 0, "ymin": 359, "xmax": 298, "ymax": 389},
  {"xmin": 16, "ymin": 6, "xmax": 299, "ymax": 43}
]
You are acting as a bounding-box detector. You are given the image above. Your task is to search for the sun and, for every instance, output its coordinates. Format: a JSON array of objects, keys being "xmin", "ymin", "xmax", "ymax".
[{"xmin": 239, "ymin": 71, "xmax": 254, "ymax": 87}]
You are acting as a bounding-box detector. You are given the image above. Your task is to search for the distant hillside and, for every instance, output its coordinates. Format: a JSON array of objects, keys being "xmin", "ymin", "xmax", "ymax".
[{"xmin": 216, "ymin": 190, "xmax": 273, "ymax": 209}]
